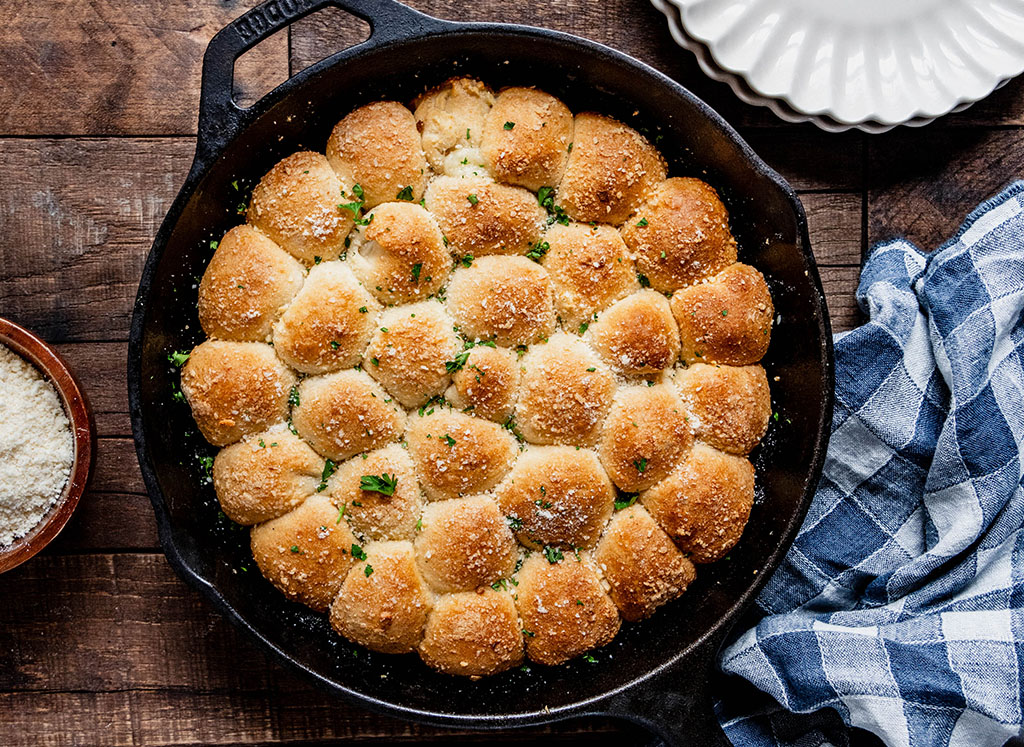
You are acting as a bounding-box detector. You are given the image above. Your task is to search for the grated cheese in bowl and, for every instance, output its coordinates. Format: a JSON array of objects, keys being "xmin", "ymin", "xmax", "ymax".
[{"xmin": 0, "ymin": 343, "xmax": 74, "ymax": 547}]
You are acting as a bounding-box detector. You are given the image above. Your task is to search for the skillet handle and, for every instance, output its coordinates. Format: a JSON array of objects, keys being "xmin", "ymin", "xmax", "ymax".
[
  {"xmin": 589, "ymin": 627, "xmax": 733, "ymax": 747},
  {"xmin": 197, "ymin": 0, "xmax": 447, "ymax": 161}
]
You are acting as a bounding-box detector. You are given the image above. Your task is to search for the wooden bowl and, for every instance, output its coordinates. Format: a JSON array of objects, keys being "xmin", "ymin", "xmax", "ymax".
[{"xmin": 0, "ymin": 317, "xmax": 93, "ymax": 573}]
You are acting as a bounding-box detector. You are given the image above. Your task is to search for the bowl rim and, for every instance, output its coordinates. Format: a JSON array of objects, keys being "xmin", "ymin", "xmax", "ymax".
[{"xmin": 0, "ymin": 316, "xmax": 93, "ymax": 573}]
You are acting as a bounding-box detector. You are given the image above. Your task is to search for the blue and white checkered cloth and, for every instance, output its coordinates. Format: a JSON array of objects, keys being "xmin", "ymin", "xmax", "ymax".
[{"xmin": 716, "ymin": 182, "xmax": 1024, "ymax": 746}]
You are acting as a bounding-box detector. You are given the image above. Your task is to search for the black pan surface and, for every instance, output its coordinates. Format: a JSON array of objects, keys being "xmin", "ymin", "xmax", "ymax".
[{"xmin": 127, "ymin": 1, "xmax": 834, "ymax": 744}]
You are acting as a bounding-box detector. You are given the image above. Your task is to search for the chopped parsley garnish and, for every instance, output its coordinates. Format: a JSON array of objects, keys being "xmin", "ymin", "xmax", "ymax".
[
  {"xmin": 633, "ymin": 457, "xmax": 648, "ymax": 474},
  {"xmin": 721, "ymin": 309, "xmax": 729, "ymax": 316},
  {"xmin": 290, "ymin": 545, "xmax": 301, "ymax": 554},
  {"xmin": 467, "ymin": 193, "xmax": 479, "ymax": 206},
  {"xmin": 415, "ymin": 517, "xmax": 423, "ymax": 532},
  {"xmin": 352, "ymin": 184, "xmax": 365, "ymax": 200},
  {"xmin": 543, "ymin": 546, "xmax": 564, "ymax": 564},
  {"xmin": 637, "ymin": 272, "xmax": 651, "ymax": 288},
  {"xmin": 466, "ymin": 128, "xmax": 471, "ymax": 140},
  {"xmin": 336, "ymin": 504, "xmax": 346, "ymax": 524},
  {"xmin": 209, "ymin": 240, "xmax": 219, "ymax": 250},
  {"xmin": 503, "ymin": 121, "xmax": 515, "ymax": 130},
  {"xmin": 537, "ymin": 186, "xmax": 570, "ymax": 225},
  {"xmin": 198, "ymin": 455, "xmax": 214, "ymax": 478},
  {"xmin": 338, "ymin": 201, "xmax": 362, "ymax": 217},
  {"xmin": 502, "ymin": 413, "xmax": 525, "ymax": 443},
  {"xmin": 396, "ymin": 185, "xmax": 414, "ymax": 201},
  {"xmin": 168, "ymin": 350, "xmax": 190, "ymax": 367},
  {"xmin": 351, "ymin": 544, "xmax": 367, "ymax": 560},
  {"xmin": 288, "ymin": 386, "xmax": 300, "ymax": 407},
  {"xmin": 442, "ymin": 434, "xmax": 456, "ymax": 447},
  {"xmin": 526, "ymin": 241, "xmax": 549, "ymax": 262},
  {"xmin": 585, "ymin": 367, "xmax": 596, "ymax": 372},
  {"xmin": 578, "ymin": 322, "xmax": 589, "ymax": 335},
  {"xmin": 583, "ymin": 654, "xmax": 597, "ymax": 663},
  {"xmin": 614, "ymin": 493, "xmax": 639, "ymax": 511},
  {"xmin": 459, "ymin": 254, "xmax": 474, "ymax": 268},
  {"xmin": 445, "ymin": 349, "xmax": 471, "ymax": 373},
  {"xmin": 411, "ymin": 262, "xmax": 423, "ymax": 283},
  {"xmin": 360, "ymin": 473, "xmax": 398, "ymax": 496},
  {"xmin": 317, "ymin": 459, "xmax": 337, "ymax": 492},
  {"xmin": 364, "ymin": 564, "xmax": 374, "ymax": 577},
  {"xmin": 358, "ymin": 306, "xmax": 368, "ymax": 313},
  {"xmin": 506, "ymin": 515, "xmax": 523, "ymax": 531},
  {"xmin": 636, "ymin": 217, "xmax": 649, "ymax": 227},
  {"xmin": 314, "ymin": 255, "xmax": 322, "ymax": 264},
  {"xmin": 330, "ymin": 340, "xmax": 340, "ymax": 350},
  {"xmin": 522, "ymin": 629, "xmax": 535, "ymax": 637}
]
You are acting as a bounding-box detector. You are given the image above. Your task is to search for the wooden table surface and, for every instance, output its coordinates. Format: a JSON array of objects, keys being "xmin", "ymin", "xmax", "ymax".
[{"xmin": 2, "ymin": 0, "xmax": 1022, "ymax": 744}]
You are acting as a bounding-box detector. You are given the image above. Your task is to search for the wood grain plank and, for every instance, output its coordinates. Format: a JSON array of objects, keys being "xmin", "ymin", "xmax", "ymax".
[
  {"xmin": 0, "ymin": 554, "xmax": 639, "ymax": 745},
  {"xmin": 0, "ymin": 690, "xmax": 634, "ymax": 747},
  {"xmin": 868, "ymin": 128, "xmax": 1024, "ymax": 250},
  {"xmin": 742, "ymin": 128, "xmax": 864, "ymax": 192},
  {"xmin": 820, "ymin": 266, "xmax": 863, "ymax": 334},
  {"xmin": 0, "ymin": 0, "xmax": 287, "ymax": 135},
  {"xmin": 48, "ymin": 492, "xmax": 158, "ymax": 553},
  {"xmin": 803, "ymin": 192, "xmax": 863, "ymax": 267},
  {"xmin": 53, "ymin": 343, "xmax": 129, "ymax": 437},
  {"xmin": 0, "ymin": 138, "xmax": 193, "ymax": 343}
]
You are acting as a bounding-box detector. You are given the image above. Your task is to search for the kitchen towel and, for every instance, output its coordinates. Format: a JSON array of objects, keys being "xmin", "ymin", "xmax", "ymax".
[{"xmin": 717, "ymin": 182, "xmax": 1024, "ymax": 746}]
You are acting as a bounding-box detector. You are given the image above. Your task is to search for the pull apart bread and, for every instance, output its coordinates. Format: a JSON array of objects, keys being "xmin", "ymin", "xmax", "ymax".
[{"xmin": 181, "ymin": 77, "xmax": 774, "ymax": 677}]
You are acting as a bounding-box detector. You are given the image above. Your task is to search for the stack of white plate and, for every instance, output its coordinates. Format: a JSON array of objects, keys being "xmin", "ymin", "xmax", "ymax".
[{"xmin": 652, "ymin": 0, "xmax": 1024, "ymax": 132}]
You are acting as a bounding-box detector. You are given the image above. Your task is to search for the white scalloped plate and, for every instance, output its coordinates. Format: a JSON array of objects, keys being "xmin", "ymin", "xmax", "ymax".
[{"xmin": 656, "ymin": 0, "xmax": 1024, "ymax": 131}]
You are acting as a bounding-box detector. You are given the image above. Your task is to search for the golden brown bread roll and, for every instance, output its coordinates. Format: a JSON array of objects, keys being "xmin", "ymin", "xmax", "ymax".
[
  {"xmin": 515, "ymin": 333, "xmax": 615, "ymax": 447},
  {"xmin": 362, "ymin": 302, "xmax": 460, "ymax": 408},
  {"xmin": 514, "ymin": 551, "xmax": 620, "ymax": 665},
  {"xmin": 250, "ymin": 492, "xmax": 359, "ymax": 611},
  {"xmin": 495, "ymin": 445, "xmax": 615, "ymax": 551},
  {"xmin": 213, "ymin": 424, "xmax": 322, "ymax": 525},
  {"xmin": 671, "ymin": 263, "xmax": 774, "ymax": 365},
  {"xmin": 414, "ymin": 495, "xmax": 519, "ymax": 593},
  {"xmin": 424, "ymin": 175, "xmax": 546, "ymax": 258},
  {"xmin": 413, "ymin": 77, "xmax": 495, "ymax": 174},
  {"xmin": 594, "ymin": 504, "xmax": 696, "ymax": 621},
  {"xmin": 445, "ymin": 255, "xmax": 555, "ymax": 346},
  {"xmin": 272, "ymin": 261, "xmax": 381, "ymax": 374},
  {"xmin": 641, "ymin": 442, "xmax": 755, "ymax": 563},
  {"xmin": 326, "ymin": 101, "xmax": 429, "ymax": 209},
  {"xmin": 588, "ymin": 290, "xmax": 680, "ymax": 376},
  {"xmin": 330, "ymin": 540, "xmax": 433, "ymax": 654},
  {"xmin": 291, "ymin": 369, "xmax": 406, "ymax": 462},
  {"xmin": 181, "ymin": 340, "xmax": 295, "ymax": 446},
  {"xmin": 445, "ymin": 344, "xmax": 521, "ymax": 423},
  {"xmin": 480, "ymin": 87, "xmax": 573, "ymax": 192},
  {"xmin": 326, "ymin": 444, "xmax": 422, "ymax": 542},
  {"xmin": 198, "ymin": 224, "xmax": 305, "ymax": 342},
  {"xmin": 674, "ymin": 363, "xmax": 771, "ymax": 455},
  {"xmin": 621, "ymin": 178, "xmax": 738, "ymax": 292},
  {"xmin": 347, "ymin": 201, "xmax": 450, "ymax": 306},
  {"xmin": 541, "ymin": 222, "xmax": 639, "ymax": 330},
  {"xmin": 598, "ymin": 383, "xmax": 693, "ymax": 493},
  {"xmin": 247, "ymin": 151, "xmax": 352, "ymax": 265},
  {"xmin": 418, "ymin": 589, "xmax": 524, "ymax": 677},
  {"xmin": 406, "ymin": 409, "xmax": 518, "ymax": 501},
  {"xmin": 556, "ymin": 113, "xmax": 666, "ymax": 225}
]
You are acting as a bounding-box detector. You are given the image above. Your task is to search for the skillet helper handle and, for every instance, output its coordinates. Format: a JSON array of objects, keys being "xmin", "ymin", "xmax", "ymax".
[
  {"xmin": 196, "ymin": 0, "xmax": 445, "ymax": 161},
  {"xmin": 595, "ymin": 629, "xmax": 732, "ymax": 747}
]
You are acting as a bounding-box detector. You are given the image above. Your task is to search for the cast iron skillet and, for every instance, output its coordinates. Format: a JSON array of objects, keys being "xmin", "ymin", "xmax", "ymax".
[{"xmin": 128, "ymin": 0, "xmax": 834, "ymax": 743}]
